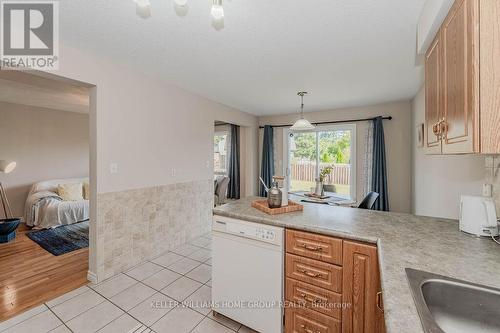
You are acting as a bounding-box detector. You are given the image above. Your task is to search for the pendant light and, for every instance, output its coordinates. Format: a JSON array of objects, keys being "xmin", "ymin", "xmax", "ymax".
[
  {"xmin": 211, "ymin": 0, "xmax": 224, "ymax": 20},
  {"xmin": 174, "ymin": 0, "xmax": 188, "ymax": 6},
  {"xmin": 134, "ymin": 0, "xmax": 151, "ymax": 8},
  {"xmin": 290, "ymin": 92, "xmax": 315, "ymax": 131}
]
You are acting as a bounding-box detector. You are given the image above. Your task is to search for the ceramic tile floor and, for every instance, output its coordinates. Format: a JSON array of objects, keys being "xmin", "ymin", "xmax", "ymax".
[{"xmin": 0, "ymin": 235, "xmax": 257, "ymax": 333}]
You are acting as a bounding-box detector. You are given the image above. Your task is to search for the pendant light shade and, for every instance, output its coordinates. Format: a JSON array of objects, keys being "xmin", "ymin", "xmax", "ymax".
[
  {"xmin": 174, "ymin": 0, "xmax": 188, "ymax": 6},
  {"xmin": 290, "ymin": 118, "xmax": 315, "ymax": 131},
  {"xmin": 211, "ymin": 0, "xmax": 224, "ymax": 20},
  {"xmin": 290, "ymin": 92, "xmax": 315, "ymax": 131},
  {"xmin": 134, "ymin": 0, "xmax": 151, "ymax": 8}
]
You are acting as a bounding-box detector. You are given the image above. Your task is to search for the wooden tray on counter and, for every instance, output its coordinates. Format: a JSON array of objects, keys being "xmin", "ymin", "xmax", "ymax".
[{"xmin": 252, "ymin": 200, "xmax": 303, "ymax": 215}]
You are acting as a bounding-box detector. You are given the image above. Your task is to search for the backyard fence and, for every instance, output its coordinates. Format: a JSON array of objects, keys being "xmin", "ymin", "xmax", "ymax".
[{"xmin": 290, "ymin": 162, "xmax": 351, "ymax": 185}]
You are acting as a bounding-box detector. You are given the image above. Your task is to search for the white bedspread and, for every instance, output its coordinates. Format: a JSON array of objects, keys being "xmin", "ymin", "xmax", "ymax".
[{"xmin": 24, "ymin": 178, "xmax": 89, "ymax": 229}]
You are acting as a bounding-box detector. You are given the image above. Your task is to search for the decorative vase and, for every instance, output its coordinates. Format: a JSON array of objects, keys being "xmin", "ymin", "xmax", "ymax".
[
  {"xmin": 267, "ymin": 181, "xmax": 283, "ymax": 208},
  {"xmin": 314, "ymin": 179, "xmax": 324, "ymax": 197}
]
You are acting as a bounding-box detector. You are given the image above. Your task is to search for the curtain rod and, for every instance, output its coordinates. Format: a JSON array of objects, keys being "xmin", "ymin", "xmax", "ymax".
[{"xmin": 258, "ymin": 116, "xmax": 393, "ymax": 129}]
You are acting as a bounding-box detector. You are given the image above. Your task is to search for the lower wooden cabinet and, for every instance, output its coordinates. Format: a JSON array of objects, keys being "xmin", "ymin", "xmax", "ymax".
[
  {"xmin": 341, "ymin": 241, "xmax": 385, "ymax": 333},
  {"xmin": 285, "ymin": 230, "xmax": 385, "ymax": 333},
  {"xmin": 286, "ymin": 278, "xmax": 342, "ymax": 319},
  {"xmin": 285, "ymin": 307, "xmax": 341, "ymax": 333},
  {"xmin": 286, "ymin": 254, "xmax": 343, "ymax": 293}
]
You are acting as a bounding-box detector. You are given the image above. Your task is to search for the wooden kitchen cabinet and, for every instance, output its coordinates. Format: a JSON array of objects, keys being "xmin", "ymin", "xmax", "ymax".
[
  {"xmin": 341, "ymin": 241, "xmax": 385, "ymax": 333},
  {"xmin": 441, "ymin": 0, "xmax": 479, "ymax": 154},
  {"xmin": 285, "ymin": 230, "xmax": 385, "ymax": 333},
  {"xmin": 480, "ymin": 0, "xmax": 500, "ymax": 153},
  {"xmin": 424, "ymin": 0, "xmax": 500, "ymax": 154},
  {"xmin": 425, "ymin": 34, "xmax": 443, "ymax": 154},
  {"xmin": 286, "ymin": 229, "xmax": 343, "ymax": 265}
]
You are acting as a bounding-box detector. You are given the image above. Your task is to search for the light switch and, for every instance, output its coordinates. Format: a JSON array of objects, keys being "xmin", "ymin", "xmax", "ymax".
[
  {"xmin": 171, "ymin": 168, "xmax": 176, "ymax": 177},
  {"xmin": 110, "ymin": 163, "xmax": 118, "ymax": 174},
  {"xmin": 483, "ymin": 183, "xmax": 493, "ymax": 197}
]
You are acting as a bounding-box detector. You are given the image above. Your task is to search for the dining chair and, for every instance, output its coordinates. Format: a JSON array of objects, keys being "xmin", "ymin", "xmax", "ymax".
[
  {"xmin": 214, "ymin": 176, "xmax": 230, "ymax": 206},
  {"xmin": 357, "ymin": 192, "xmax": 379, "ymax": 210}
]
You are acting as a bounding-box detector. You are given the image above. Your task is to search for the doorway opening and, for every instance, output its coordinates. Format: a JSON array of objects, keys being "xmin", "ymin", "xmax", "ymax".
[{"xmin": 0, "ymin": 70, "xmax": 96, "ymax": 321}]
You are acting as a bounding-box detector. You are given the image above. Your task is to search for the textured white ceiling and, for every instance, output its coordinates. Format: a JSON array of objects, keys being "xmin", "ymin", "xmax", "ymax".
[{"xmin": 60, "ymin": 0, "xmax": 425, "ymax": 115}]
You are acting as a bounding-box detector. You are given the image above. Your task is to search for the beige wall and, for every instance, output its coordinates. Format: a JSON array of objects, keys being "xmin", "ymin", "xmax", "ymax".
[
  {"xmin": 0, "ymin": 102, "xmax": 89, "ymax": 218},
  {"xmin": 411, "ymin": 86, "xmax": 486, "ymax": 219},
  {"xmin": 259, "ymin": 101, "xmax": 413, "ymax": 213},
  {"xmin": 486, "ymin": 155, "xmax": 500, "ymax": 214},
  {"xmin": 54, "ymin": 45, "xmax": 258, "ymax": 197},
  {"xmin": 46, "ymin": 44, "xmax": 258, "ymax": 281}
]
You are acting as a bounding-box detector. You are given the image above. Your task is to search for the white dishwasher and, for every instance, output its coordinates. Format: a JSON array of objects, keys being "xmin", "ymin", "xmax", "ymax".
[{"xmin": 212, "ymin": 216, "xmax": 284, "ymax": 333}]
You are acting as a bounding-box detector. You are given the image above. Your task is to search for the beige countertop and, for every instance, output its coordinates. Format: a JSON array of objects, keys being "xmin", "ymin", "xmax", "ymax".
[{"xmin": 213, "ymin": 197, "xmax": 500, "ymax": 333}]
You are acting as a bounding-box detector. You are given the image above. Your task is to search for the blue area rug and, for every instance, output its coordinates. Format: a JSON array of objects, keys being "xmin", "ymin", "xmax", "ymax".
[{"xmin": 27, "ymin": 221, "xmax": 89, "ymax": 256}]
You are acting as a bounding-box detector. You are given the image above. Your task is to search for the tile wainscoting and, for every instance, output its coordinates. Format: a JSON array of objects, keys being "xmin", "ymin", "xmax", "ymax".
[
  {"xmin": 486, "ymin": 155, "xmax": 500, "ymax": 213},
  {"xmin": 96, "ymin": 179, "xmax": 213, "ymax": 280}
]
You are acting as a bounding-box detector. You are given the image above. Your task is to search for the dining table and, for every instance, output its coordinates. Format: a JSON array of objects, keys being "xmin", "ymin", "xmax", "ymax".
[{"xmin": 289, "ymin": 191, "xmax": 357, "ymax": 206}]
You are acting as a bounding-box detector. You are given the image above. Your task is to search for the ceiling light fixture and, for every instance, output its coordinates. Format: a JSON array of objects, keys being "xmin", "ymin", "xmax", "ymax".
[
  {"xmin": 174, "ymin": 0, "xmax": 188, "ymax": 7},
  {"xmin": 134, "ymin": 0, "xmax": 151, "ymax": 8},
  {"xmin": 290, "ymin": 92, "xmax": 315, "ymax": 131},
  {"xmin": 211, "ymin": 0, "xmax": 224, "ymax": 20}
]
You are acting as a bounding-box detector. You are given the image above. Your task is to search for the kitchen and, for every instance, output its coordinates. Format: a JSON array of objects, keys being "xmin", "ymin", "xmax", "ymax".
[
  {"xmin": 211, "ymin": 0, "xmax": 500, "ymax": 332},
  {"xmin": 212, "ymin": 196, "xmax": 500, "ymax": 333},
  {"xmin": 2, "ymin": 0, "xmax": 500, "ymax": 332}
]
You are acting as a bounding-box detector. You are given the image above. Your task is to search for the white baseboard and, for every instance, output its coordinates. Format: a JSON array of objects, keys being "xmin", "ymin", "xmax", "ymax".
[{"xmin": 87, "ymin": 270, "xmax": 98, "ymax": 284}]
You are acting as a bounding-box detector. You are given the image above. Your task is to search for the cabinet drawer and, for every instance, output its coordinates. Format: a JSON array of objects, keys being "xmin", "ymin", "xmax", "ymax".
[
  {"xmin": 286, "ymin": 254, "xmax": 342, "ymax": 293},
  {"xmin": 285, "ymin": 306, "xmax": 341, "ymax": 333},
  {"xmin": 286, "ymin": 278, "xmax": 342, "ymax": 319},
  {"xmin": 286, "ymin": 230, "xmax": 343, "ymax": 265}
]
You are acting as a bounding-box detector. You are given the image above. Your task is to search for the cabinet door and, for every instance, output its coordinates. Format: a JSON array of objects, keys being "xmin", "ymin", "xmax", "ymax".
[
  {"xmin": 425, "ymin": 35, "xmax": 443, "ymax": 154},
  {"xmin": 441, "ymin": 0, "xmax": 480, "ymax": 154},
  {"xmin": 342, "ymin": 241, "xmax": 384, "ymax": 333},
  {"xmin": 480, "ymin": 0, "xmax": 500, "ymax": 154}
]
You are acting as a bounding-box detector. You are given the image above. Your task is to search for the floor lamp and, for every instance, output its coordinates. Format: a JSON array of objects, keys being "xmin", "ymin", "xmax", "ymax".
[{"xmin": 0, "ymin": 160, "xmax": 16, "ymax": 219}]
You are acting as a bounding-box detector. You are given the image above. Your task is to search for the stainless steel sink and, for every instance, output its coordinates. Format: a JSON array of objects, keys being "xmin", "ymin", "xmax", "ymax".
[{"xmin": 405, "ymin": 268, "xmax": 500, "ymax": 333}]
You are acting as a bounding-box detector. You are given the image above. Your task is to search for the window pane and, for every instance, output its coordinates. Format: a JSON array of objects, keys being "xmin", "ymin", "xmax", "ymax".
[
  {"xmin": 214, "ymin": 133, "xmax": 228, "ymax": 176},
  {"xmin": 289, "ymin": 132, "xmax": 317, "ymax": 192},
  {"xmin": 318, "ymin": 130, "xmax": 351, "ymax": 197}
]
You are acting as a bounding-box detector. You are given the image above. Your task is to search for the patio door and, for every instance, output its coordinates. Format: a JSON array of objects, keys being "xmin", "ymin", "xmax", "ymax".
[{"xmin": 283, "ymin": 125, "xmax": 356, "ymax": 199}]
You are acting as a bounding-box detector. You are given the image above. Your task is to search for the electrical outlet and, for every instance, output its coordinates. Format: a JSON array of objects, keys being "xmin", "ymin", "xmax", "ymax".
[{"xmin": 110, "ymin": 163, "xmax": 118, "ymax": 174}]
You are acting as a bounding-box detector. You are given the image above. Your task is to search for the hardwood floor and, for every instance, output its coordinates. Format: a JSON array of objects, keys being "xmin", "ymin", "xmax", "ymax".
[{"xmin": 0, "ymin": 224, "xmax": 88, "ymax": 321}]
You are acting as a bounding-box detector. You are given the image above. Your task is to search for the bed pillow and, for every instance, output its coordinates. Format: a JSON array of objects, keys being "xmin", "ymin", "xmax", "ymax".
[
  {"xmin": 57, "ymin": 183, "xmax": 84, "ymax": 201},
  {"xmin": 83, "ymin": 182, "xmax": 90, "ymax": 200}
]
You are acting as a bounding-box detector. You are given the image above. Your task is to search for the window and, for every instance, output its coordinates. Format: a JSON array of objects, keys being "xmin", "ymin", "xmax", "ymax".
[
  {"xmin": 284, "ymin": 124, "xmax": 356, "ymax": 199},
  {"xmin": 214, "ymin": 131, "xmax": 229, "ymax": 177}
]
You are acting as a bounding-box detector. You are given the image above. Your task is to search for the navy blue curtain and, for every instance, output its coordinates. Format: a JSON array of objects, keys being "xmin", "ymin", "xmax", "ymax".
[
  {"xmin": 228, "ymin": 125, "xmax": 240, "ymax": 199},
  {"xmin": 260, "ymin": 125, "xmax": 274, "ymax": 197},
  {"xmin": 372, "ymin": 117, "xmax": 389, "ymax": 211}
]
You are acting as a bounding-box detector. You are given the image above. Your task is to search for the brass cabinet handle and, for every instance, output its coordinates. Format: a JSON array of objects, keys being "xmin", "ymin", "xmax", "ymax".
[
  {"xmin": 300, "ymin": 324, "xmax": 320, "ymax": 333},
  {"xmin": 432, "ymin": 122, "xmax": 440, "ymax": 136},
  {"xmin": 299, "ymin": 293, "xmax": 323, "ymax": 304},
  {"xmin": 298, "ymin": 269, "xmax": 322, "ymax": 278},
  {"xmin": 439, "ymin": 118, "xmax": 448, "ymax": 138},
  {"xmin": 432, "ymin": 118, "xmax": 447, "ymax": 139},
  {"xmin": 376, "ymin": 291, "xmax": 384, "ymax": 313},
  {"xmin": 300, "ymin": 243, "xmax": 323, "ymax": 252}
]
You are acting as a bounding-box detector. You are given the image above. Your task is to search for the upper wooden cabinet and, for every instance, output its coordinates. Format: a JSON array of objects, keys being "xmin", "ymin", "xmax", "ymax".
[
  {"xmin": 425, "ymin": 35, "xmax": 443, "ymax": 154},
  {"xmin": 425, "ymin": 0, "xmax": 500, "ymax": 154}
]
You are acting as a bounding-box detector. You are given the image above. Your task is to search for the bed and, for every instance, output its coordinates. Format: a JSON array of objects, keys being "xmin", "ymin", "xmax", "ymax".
[{"xmin": 24, "ymin": 178, "xmax": 89, "ymax": 229}]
